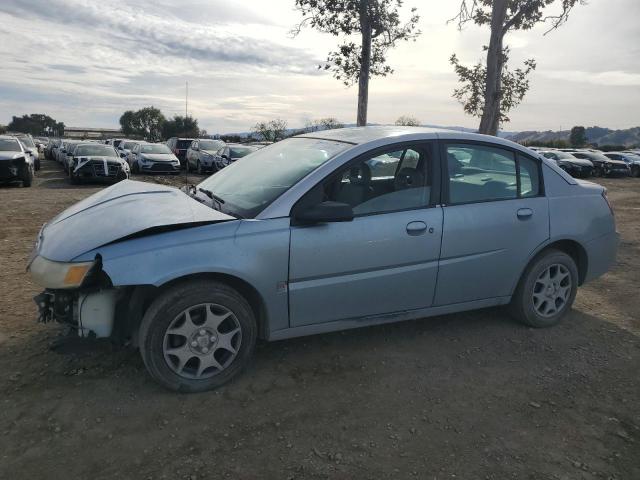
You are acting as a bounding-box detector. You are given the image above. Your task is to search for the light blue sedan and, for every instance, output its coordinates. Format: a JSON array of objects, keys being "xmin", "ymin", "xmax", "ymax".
[{"xmin": 28, "ymin": 127, "xmax": 618, "ymax": 392}]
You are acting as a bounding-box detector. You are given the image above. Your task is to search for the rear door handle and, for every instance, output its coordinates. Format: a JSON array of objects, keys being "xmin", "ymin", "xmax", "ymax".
[
  {"xmin": 517, "ymin": 208, "xmax": 533, "ymax": 219},
  {"xmin": 406, "ymin": 221, "xmax": 428, "ymax": 236}
]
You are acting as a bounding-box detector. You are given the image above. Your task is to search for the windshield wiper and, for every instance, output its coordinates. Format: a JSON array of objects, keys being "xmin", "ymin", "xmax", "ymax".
[
  {"xmin": 198, "ymin": 187, "xmax": 236, "ymax": 215},
  {"xmin": 191, "ymin": 186, "xmax": 243, "ymax": 219},
  {"xmin": 198, "ymin": 187, "xmax": 225, "ymax": 204}
]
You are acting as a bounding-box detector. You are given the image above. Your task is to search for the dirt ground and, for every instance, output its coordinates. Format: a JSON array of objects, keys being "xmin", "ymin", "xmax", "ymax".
[{"xmin": 0, "ymin": 158, "xmax": 638, "ymax": 480}]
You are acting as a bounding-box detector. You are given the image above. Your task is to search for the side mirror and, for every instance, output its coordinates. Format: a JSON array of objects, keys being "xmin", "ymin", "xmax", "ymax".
[{"xmin": 295, "ymin": 201, "xmax": 354, "ymax": 224}]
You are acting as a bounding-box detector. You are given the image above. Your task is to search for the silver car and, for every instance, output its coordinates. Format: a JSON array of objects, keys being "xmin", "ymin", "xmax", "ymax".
[
  {"xmin": 129, "ymin": 143, "xmax": 181, "ymax": 174},
  {"xmin": 185, "ymin": 139, "xmax": 226, "ymax": 174},
  {"xmin": 27, "ymin": 127, "xmax": 618, "ymax": 392}
]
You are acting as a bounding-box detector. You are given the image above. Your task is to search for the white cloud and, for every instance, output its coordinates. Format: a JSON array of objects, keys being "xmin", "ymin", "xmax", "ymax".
[{"xmin": 0, "ymin": 0, "xmax": 638, "ymax": 133}]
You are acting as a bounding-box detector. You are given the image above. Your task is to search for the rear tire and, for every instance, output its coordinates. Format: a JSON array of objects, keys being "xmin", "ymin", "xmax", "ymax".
[
  {"xmin": 139, "ymin": 280, "xmax": 257, "ymax": 393},
  {"xmin": 509, "ymin": 249, "xmax": 578, "ymax": 328},
  {"xmin": 632, "ymin": 165, "xmax": 640, "ymax": 178}
]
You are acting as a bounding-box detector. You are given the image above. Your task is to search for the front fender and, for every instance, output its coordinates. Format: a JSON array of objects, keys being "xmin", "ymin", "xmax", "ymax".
[{"xmin": 75, "ymin": 218, "xmax": 292, "ymax": 333}]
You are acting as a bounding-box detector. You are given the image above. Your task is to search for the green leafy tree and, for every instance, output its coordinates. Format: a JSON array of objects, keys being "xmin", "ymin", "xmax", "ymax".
[
  {"xmin": 7, "ymin": 114, "xmax": 64, "ymax": 136},
  {"xmin": 293, "ymin": 0, "xmax": 420, "ymax": 126},
  {"xmin": 162, "ymin": 115, "xmax": 200, "ymax": 139},
  {"xmin": 450, "ymin": 49, "xmax": 536, "ymax": 126},
  {"xmin": 251, "ymin": 119, "xmax": 288, "ymax": 142},
  {"xmin": 395, "ymin": 115, "xmax": 421, "ymax": 126},
  {"xmin": 119, "ymin": 107, "xmax": 166, "ymax": 141},
  {"xmin": 134, "ymin": 107, "xmax": 166, "ymax": 142},
  {"xmin": 119, "ymin": 110, "xmax": 137, "ymax": 136},
  {"xmin": 450, "ymin": 0, "xmax": 584, "ymax": 135},
  {"xmin": 570, "ymin": 126, "xmax": 587, "ymax": 147}
]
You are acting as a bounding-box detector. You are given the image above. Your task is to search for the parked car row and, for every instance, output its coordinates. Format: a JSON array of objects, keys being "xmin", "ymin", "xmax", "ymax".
[{"xmin": 533, "ymin": 147, "xmax": 640, "ymax": 178}]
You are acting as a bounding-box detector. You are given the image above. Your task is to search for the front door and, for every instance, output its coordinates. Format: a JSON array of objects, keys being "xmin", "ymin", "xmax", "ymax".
[
  {"xmin": 288, "ymin": 142, "xmax": 443, "ymax": 327},
  {"xmin": 434, "ymin": 141, "xmax": 549, "ymax": 306}
]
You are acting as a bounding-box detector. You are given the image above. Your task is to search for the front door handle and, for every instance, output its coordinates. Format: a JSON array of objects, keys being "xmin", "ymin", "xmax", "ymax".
[
  {"xmin": 406, "ymin": 221, "xmax": 428, "ymax": 236},
  {"xmin": 517, "ymin": 208, "xmax": 533, "ymax": 219}
]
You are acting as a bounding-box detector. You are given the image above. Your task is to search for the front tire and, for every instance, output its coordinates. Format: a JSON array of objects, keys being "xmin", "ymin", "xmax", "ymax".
[
  {"xmin": 69, "ymin": 168, "xmax": 79, "ymax": 184},
  {"xmin": 139, "ymin": 280, "xmax": 257, "ymax": 392},
  {"xmin": 509, "ymin": 249, "xmax": 578, "ymax": 328},
  {"xmin": 22, "ymin": 165, "xmax": 33, "ymax": 187}
]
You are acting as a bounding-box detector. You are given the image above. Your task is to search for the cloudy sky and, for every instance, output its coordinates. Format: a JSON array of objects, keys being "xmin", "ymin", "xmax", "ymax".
[{"xmin": 1, "ymin": 0, "xmax": 638, "ymax": 134}]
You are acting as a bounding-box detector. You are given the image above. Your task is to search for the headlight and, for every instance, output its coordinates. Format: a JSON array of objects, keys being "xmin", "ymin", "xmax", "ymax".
[{"xmin": 28, "ymin": 256, "xmax": 95, "ymax": 289}]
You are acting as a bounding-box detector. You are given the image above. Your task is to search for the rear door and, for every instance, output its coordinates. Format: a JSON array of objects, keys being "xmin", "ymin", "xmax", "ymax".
[{"xmin": 434, "ymin": 141, "xmax": 549, "ymax": 306}]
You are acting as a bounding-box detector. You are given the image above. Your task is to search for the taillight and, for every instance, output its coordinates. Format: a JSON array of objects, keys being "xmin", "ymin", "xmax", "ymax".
[{"xmin": 602, "ymin": 189, "xmax": 614, "ymax": 216}]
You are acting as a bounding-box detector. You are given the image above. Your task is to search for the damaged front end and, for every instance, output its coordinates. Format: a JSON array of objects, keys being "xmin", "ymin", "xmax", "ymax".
[
  {"xmin": 0, "ymin": 155, "xmax": 28, "ymax": 182},
  {"xmin": 30, "ymin": 254, "xmax": 122, "ymax": 339}
]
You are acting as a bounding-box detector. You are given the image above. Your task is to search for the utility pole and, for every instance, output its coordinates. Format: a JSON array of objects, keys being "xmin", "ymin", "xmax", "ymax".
[{"xmin": 184, "ymin": 80, "xmax": 189, "ymax": 187}]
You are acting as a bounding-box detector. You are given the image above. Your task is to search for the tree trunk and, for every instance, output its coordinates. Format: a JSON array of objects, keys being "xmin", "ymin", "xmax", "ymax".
[
  {"xmin": 479, "ymin": 0, "xmax": 508, "ymax": 136},
  {"xmin": 357, "ymin": 0, "xmax": 372, "ymax": 127}
]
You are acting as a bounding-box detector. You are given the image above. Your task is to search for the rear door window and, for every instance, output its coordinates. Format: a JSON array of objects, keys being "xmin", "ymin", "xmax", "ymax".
[{"xmin": 445, "ymin": 143, "xmax": 541, "ymax": 204}]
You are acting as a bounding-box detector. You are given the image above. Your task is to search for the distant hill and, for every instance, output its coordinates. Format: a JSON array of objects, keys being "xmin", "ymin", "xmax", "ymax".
[
  {"xmin": 506, "ymin": 126, "xmax": 640, "ymax": 147},
  {"xmin": 220, "ymin": 123, "xmax": 517, "ymax": 139},
  {"xmin": 220, "ymin": 123, "xmax": 640, "ymax": 147}
]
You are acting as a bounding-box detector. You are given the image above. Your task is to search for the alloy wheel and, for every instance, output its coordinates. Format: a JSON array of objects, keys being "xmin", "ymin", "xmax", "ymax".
[
  {"xmin": 532, "ymin": 263, "xmax": 572, "ymax": 318},
  {"xmin": 163, "ymin": 303, "xmax": 242, "ymax": 379}
]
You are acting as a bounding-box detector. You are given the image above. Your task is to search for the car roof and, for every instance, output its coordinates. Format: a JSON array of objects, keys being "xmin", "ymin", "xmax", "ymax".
[
  {"xmin": 298, "ymin": 126, "xmax": 453, "ymax": 144},
  {"xmin": 297, "ymin": 125, "xmax": 538, "ymax": 156}
]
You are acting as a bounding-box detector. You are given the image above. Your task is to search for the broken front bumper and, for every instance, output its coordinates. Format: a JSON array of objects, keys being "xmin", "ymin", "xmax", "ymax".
[
  {"xmin": 34, "ymin": 289, "xmax": 119, "ymax": 338},
  {"xmin": 0, "ymin": 158, "xmax": 27, "ymax": 182},
  {"xmin": 73, "ymin": 159, "xmax": 129, "ymax": 180}
]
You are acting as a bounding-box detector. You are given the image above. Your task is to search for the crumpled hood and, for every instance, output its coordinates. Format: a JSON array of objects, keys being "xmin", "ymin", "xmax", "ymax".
[
  {"xmin": 38, "ymin": 180, "xmax": 234, "ymax": 262},
  {"xmin": 0, "ymin": 152, "xmax": 25, "ymax": 161},
  {"xmin": 140, "ymin": 153, "xmax": 177, "ymax": 162}
]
